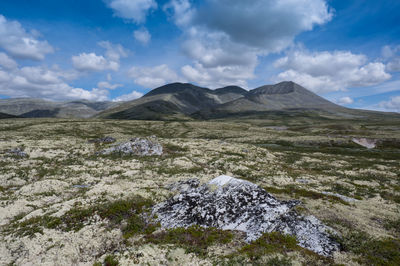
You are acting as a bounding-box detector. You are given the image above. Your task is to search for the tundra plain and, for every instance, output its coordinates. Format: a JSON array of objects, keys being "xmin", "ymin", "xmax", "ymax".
[{"xmin": 0, "ymin": 117, "xmax": 399, "ymax": 265}]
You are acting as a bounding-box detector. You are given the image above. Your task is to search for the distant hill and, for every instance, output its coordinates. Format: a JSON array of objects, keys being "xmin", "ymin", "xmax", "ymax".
[
  {"xmin": 98, "ymin": 81, "xmax": 370, "ymax": 120},
  {"xmin": 98, "ymin": 83, "xmax": 247, "ymax": 120},
  {"xmin": 0, "ymin": 98, "xmax": 120, "ymax": 118},
  {"xmin": 0, "ymin": 112, "xmax": 18, "ymax": 119}
]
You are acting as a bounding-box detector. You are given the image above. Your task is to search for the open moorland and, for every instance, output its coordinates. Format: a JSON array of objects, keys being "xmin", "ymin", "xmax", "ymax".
[{"xmin": 0, "ymin": 116, "xmax": 399, "ymax": 265}]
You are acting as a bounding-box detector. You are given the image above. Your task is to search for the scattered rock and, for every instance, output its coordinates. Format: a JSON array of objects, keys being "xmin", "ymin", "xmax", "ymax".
[
  {"xmin": 352, "ymin": 138, "xmax": 376, "ymax": 149},
  {"xmin": 88, "ymin": 136, "xmax": 116, "ymax": 144},
  {"xmin": 321, "ymin": 192, "xmax": 358, "ymax": 203},
  {"xmin": 5, "ymin": 147, "xmax": 28, "ymax": 158},
  {"xmin": 153, "ymin": 175, "xmax": 340, "ymax": 256},
  {"xmin": 99, "ymin": 136, "xmax": 163, "ymax": 156}
]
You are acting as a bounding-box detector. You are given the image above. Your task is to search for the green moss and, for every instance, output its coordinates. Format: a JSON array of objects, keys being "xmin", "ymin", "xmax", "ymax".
[
  {"xmin": 10, "ymin": 196, "xmax": 156, "ymax": 237},
  {"xmin": 239, "ymin": 232, "xmax": 300, "ymax": 259},
  {"xmin": 337, "ymin": 231, "xmax": 400, "ymax": 265},
  {"xmin": 145, "ymin": 225, "xmax": 233, "ymax": 256},
  {"xmin": 104, "ymin": 255, "xmax": 119, "ymax": 266}
]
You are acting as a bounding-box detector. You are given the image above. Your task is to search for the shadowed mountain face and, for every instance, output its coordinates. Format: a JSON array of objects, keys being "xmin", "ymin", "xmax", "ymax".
[
  {"xmin": 0, "ymin": 98, "xmax": 120, "ymax": 118},
  {"xmin": 98, "ymin": 83, "xmax": 248, "ymax": 120},
  {"xmin": 98, "ymin": 81, "xmax": 354, "ymax": 120}
]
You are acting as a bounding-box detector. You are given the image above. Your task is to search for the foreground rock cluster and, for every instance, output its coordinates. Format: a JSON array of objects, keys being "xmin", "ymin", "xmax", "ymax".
[
  {"xmin": 99, "ymin": 136, "xmax": 163, "ymax": 156},
  {"xmin": 153, "ymin": 175, "xmax": 340, "ymax": 256}
]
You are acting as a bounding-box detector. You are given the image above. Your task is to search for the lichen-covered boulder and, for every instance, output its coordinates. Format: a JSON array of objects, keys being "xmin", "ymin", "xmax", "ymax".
[
  {"xmin": 99, "ymin": 137, "xmax": 163, "ymax": 156},
  {"xmin": 153, "ymin": 175, "xmax": 339, "ymax": 256}
]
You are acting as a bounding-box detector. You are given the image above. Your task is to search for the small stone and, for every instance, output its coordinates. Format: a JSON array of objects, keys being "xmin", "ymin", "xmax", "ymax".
[
  {"xmin": 99, "ymin": 137, "xmax": 163, "ymax": 156},
  {"xmin": 5, "ymin": 147, "xmax": 28, "ymax": 158}
]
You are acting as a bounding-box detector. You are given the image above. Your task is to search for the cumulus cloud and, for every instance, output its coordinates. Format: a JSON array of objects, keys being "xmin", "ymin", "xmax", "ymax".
[
  {"xmin": 337, "ymin": 96, "xmax": 354, "ymax": 105},
  {"xmin": 378, "ymin": 96, "xmax": 400, "ymax": 112},
  {"xmin": 113, "ymin": 90, "xmax": 143, "ymax": 102},
  {"xmin": 97, "ymin": 81, "xmax": 123, "ymax": 90},
  {"xmin": 0, "ymin": 15, "xmax": 53, "ymax": 60},
  {"xmin": 72, "ymin": 41, "xmax": 128, "ymax": 72},
  {"xmin": 72, "ymin": 53, "xmax": 118, "ymax": 72},
  {"xmin": 274, "ymin": 49, "xmax": 391, "ymax": 93},
  {"xmin": 382, "ymin": 45, "xmax": 400, "ymax": 72},
  {"xmin": 106, "ymin": 0, "xmax": 157, "ymax": 23},
  {"xmin": 0, "ymin": 52, "xmax": 18, "ymax": 70},
  {"xmin": 128, "ymin": 64, "xmax": 182, "ymax": 88},
  {"xmin": 0, "ymin": 65, "xmax": 108, "ymax": 101},
  {"xmin": 134, "ymin": 28, "xmax": 151, "ymax": 45},
  {"xmin": 163, "ymin": 0, "xmax": 332, "ymax": 87}
]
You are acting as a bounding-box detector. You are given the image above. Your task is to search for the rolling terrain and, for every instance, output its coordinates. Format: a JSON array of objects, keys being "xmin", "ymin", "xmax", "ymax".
[{"xmin": 0, "ymin": 98, "xmax": 120, "ymax": 118}]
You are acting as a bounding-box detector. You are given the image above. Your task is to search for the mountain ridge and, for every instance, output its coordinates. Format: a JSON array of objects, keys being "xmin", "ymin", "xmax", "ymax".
[{"xmin": 98, "ymin": 81, "xmax": 356, "ymax": 120}]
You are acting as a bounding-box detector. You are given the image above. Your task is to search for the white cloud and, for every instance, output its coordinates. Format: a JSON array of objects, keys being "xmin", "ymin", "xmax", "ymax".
[
  {"xmin": 128, "ymin": 64, "xmax": 182, "ymax": 88},
  {"xmin": 337, "ymin": 96, "xmax": 354, "ymax": 105},
  {"xmin": 134, "ymin": 28, "xmax": 151, "ymax": 45},
  {"xmin": 378, "ymin": 96, "xmax": 400, "ymax": 112},
  {"xmin": 98, "ymin": 41, "xmax": 129, "ymax": 62},
  {"xmin": 97, "ymin": 81, "xmax": 123, "ymax": 90},
  {"xmin": 72, "ymin": 41, "xmax": 128, "ymax": 72},
  {"xmin": 72, "ymin": 53, "xmax": 118, "ymax": 72},
  {"xmin": 0, "ymin": 52, "xmax": 18, "ymax": 70},
  {"xmin": 113, "ymin": 90, "xmax": 143, "ymax": 102},
  {"xmin": 0, "ymin": 15, "xmax": 53, "ymax": 60},
  {"xmin": 0, "ymin": 65, "xmax": 108, "ymax": 101},
  {"xmin": 163, "ymin": 0, "xmax": 332, "ymax": 88},
  {"xmin": 106, "ymin": 0, "xmax": 157, "ymax": 23},
  {"xmin": 381, "ymin": 45, "xmax": 400, "ymax": 72},
  {"xmin": 274, "ymin": 49, "xmax": 391, "ymax": 93}
]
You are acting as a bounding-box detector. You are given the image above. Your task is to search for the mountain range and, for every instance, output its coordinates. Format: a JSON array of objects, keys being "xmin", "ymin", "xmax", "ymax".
[
  {"xmin": 0, "ymin": 98, "xmax": 119, "ymax": 118},
  {"xmin": 1, "ymin": 81, "xmax": 398, "ymax": 120}
]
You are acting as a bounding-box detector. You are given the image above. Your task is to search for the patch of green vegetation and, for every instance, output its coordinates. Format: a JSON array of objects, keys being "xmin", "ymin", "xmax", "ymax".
[
  {"xmin": 145, "ymin": 225, "xmax": 233, "ymax": 256},
  {"xmin": 164, "ymin": 143, "xmax": 189, "ymax": 153},
  {"xmin": 337, "ymin": 231, "xmax": 400, "ymax": 266},
  {"xmin": 10, "ymin": 196, "xmax": 156, "ymax": 238},
  {"xmin": 264, "ymin": 185, "xmax": 349, "ymax": 205},
  {"xmin": 384, "ymin": 218, "xmax": 400, "ymax": 235},
  {"xmin": 222, "ymin": 232, "xmax": 330, "ymax": 265},
  {"xmin": 380, "ymin": 191, "xmax": 400, "ymax": 204},
  {"xmin": 103, "ymin": 255, "xmax": 119, "ymax": 266}
]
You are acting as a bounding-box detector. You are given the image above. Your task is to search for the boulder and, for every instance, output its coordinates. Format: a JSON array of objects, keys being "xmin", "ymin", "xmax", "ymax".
[
  {"xmin": 99, "ymin": 137, "xmax": 163, "ymax": 156},
  {"xmin": 153, "ymin": 175, "xmax": 339, "ymax": 256}
]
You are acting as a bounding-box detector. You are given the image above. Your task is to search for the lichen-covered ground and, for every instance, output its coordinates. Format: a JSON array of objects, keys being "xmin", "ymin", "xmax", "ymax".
[{"xmin": 0, "ymin": 118, "xmax": 399, "ymax": 265}]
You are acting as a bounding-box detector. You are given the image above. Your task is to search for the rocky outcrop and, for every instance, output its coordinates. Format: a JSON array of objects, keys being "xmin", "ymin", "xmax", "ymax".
[
  {"xmin": 99, "ymin": 137, "xmax": 163, "ymax": 156},
  {"xmin": 153, "ymin": 175, "xmax": 339, "ymax": 256}
]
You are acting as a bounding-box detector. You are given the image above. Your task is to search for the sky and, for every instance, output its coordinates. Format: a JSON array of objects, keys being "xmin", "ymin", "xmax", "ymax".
[{"xmin": 0, "ymin": 0, "xmax": 399, "ymax": 112}]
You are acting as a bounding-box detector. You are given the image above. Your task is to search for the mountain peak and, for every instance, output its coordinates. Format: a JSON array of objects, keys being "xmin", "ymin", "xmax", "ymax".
[{"xmin": 143, "ymin": 83, "xmax": 211, "ymax": 97}]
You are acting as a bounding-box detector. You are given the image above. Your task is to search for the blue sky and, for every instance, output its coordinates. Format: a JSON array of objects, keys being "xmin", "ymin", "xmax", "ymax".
[{"xmin": 0, "ymin": 0, "xmax": 399, "ymax": 112}]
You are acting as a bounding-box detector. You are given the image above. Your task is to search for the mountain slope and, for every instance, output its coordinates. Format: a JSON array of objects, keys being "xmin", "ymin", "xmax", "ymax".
[
  {"xmin": 100, "ymin": 81, "xmax": 353, "ymax": 120},
  {"xmin": 194, "ymin": 81, "xmax": 345, "ymax": 118},
  {"xmin": 98, "ymin": 83, "xmax": 247, "ymax": 120},
  {"xmin": 0, "ymin": 98, "xmax": 120, "ymax": 118}
]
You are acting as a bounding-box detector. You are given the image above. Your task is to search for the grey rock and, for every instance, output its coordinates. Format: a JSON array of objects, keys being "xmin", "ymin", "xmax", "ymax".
[
  {"xmin": 99, "ymin": 137, "xmax": 163, "ymax": 156},
  {"xmin": 321, "ymin": 192, "xmax": 358, "ymax": 203},
  {"xmin": 153, "ymin": 175, "xmax": 339, "ymax": 256},
  {"xmin": 5, "ymin": 147, "xmax": 28, "ymax": 158}
]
